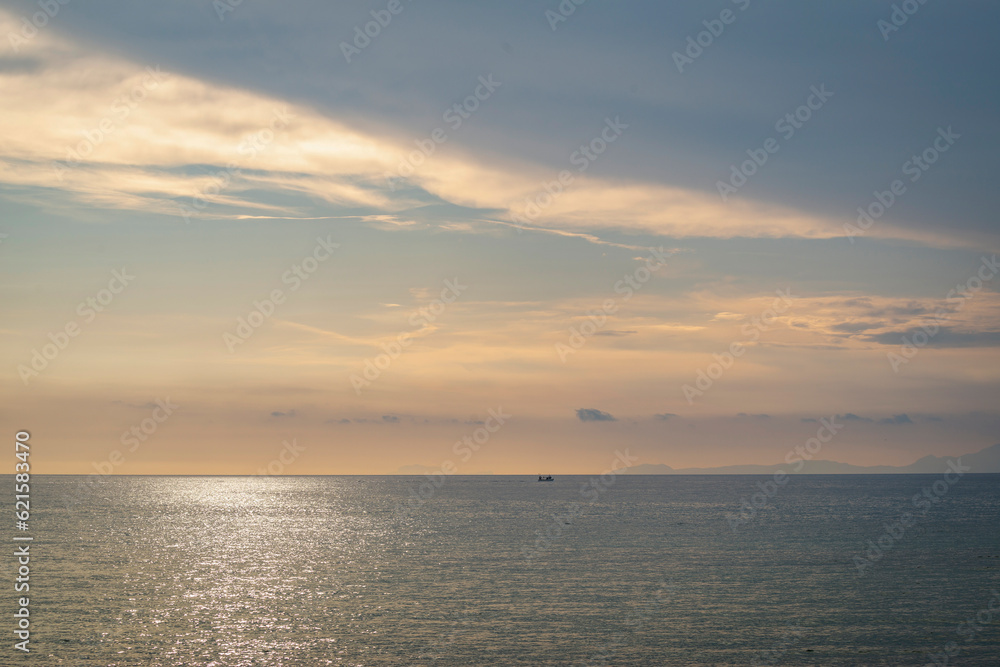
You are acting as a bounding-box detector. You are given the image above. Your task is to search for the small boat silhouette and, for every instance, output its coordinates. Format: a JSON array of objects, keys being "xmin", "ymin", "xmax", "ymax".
[{"xmin": 537, "ymin": 474, "xmax": 554, "ymax": 482}]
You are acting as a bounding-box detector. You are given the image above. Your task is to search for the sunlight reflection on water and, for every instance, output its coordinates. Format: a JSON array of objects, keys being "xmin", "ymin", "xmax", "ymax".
[{"xmin": 14, "ymin": 474, "xmax": 1000, "ymax": 665}]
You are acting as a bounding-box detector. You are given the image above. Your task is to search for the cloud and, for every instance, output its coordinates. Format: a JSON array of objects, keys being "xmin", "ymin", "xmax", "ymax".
[
  {"xmin": 712, "ymin": 312, "xmax": 745, "ymax": 321},
  {"xmin": 838, "ymin": 413, "xmax": 873, "ymax": 422},
  {"xmin": 762, "ymin": 294, "xmax": 1000, "ymax": 351},
  {"xmin": 0, "ymin": 7, "xmax": 936, "ymax": 245},
  {"xmin": 880, "ymin": 414, "xmax": 913, "ymax": 425},
  {"xmin": 576, "ymin": 408, "xmax": 616, "ymax": 422},
  {"xmin": 866, "ymin": 304, "xmax": 935, "ymax": 318},
  {"xmin": 0, "ymin": 55, "xmax": 43, "ymax": 74},
  {"xmin": 271, "ymin": 410, "xmax": 296, "ymax": 418},
  {"xmin": 324, "ymin": 414, "xmax": 490, "ymax": 426},
  {"xmin": 592, "ymin": 330, "xmax": 638, "ymax": 337},
  {"xmin": 863, "ymin": 328, "xmax": 1000, "ymax": 348},
  {"xmin": 737, "ymin": 413, "xmax": 770, "ymax": 419},
  {"xmin": 654, "ymin": 413, "xmax": 677, "ymax": 420},
  {"xmin": 830, "ymin": 321, "xmax": 881, "ymax": 334}
]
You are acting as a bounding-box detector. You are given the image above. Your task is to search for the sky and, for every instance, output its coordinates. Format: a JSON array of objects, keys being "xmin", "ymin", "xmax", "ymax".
[{"xmin": 2, "ymin": 0, "xmax": 999, "ymax": 474}]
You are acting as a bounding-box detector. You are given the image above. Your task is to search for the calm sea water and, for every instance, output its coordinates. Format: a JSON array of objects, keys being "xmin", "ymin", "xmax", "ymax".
[{"xmin": 7, "ymin": 474, "xmax": 1000, "ymax": 665}]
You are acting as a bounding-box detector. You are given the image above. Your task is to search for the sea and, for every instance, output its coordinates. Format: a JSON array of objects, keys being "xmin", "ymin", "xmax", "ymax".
[{"xmin": 7, "ymin": 474, "xmax": 1000, "ymax": 666}]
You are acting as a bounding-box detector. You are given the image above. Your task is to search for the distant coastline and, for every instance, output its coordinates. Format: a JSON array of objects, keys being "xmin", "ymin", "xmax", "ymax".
[
  {"xmin": 389, "ymin": 443, "xmax": 1000, "ymax": 476},
  {"xmin": 618, "ymin": 443, "xmax": 1000, "ymax": 475}
]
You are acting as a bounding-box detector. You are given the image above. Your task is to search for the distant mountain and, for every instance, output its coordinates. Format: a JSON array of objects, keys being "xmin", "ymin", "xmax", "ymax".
[{"xmin": 620, "ymin": 443, "xmax": 1000, "ymax": 474}]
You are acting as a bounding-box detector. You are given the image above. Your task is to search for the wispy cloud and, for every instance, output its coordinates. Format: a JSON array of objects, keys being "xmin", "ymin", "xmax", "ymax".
[{"xmin": 0, "ymin": 8, "xmax": 967, "ymax": 247}]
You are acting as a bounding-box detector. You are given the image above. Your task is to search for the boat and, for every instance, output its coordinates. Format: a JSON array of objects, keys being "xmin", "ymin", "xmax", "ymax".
[{"xmin": 537, "ymin": 474, "xmax": 554, "ymax": 482}]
